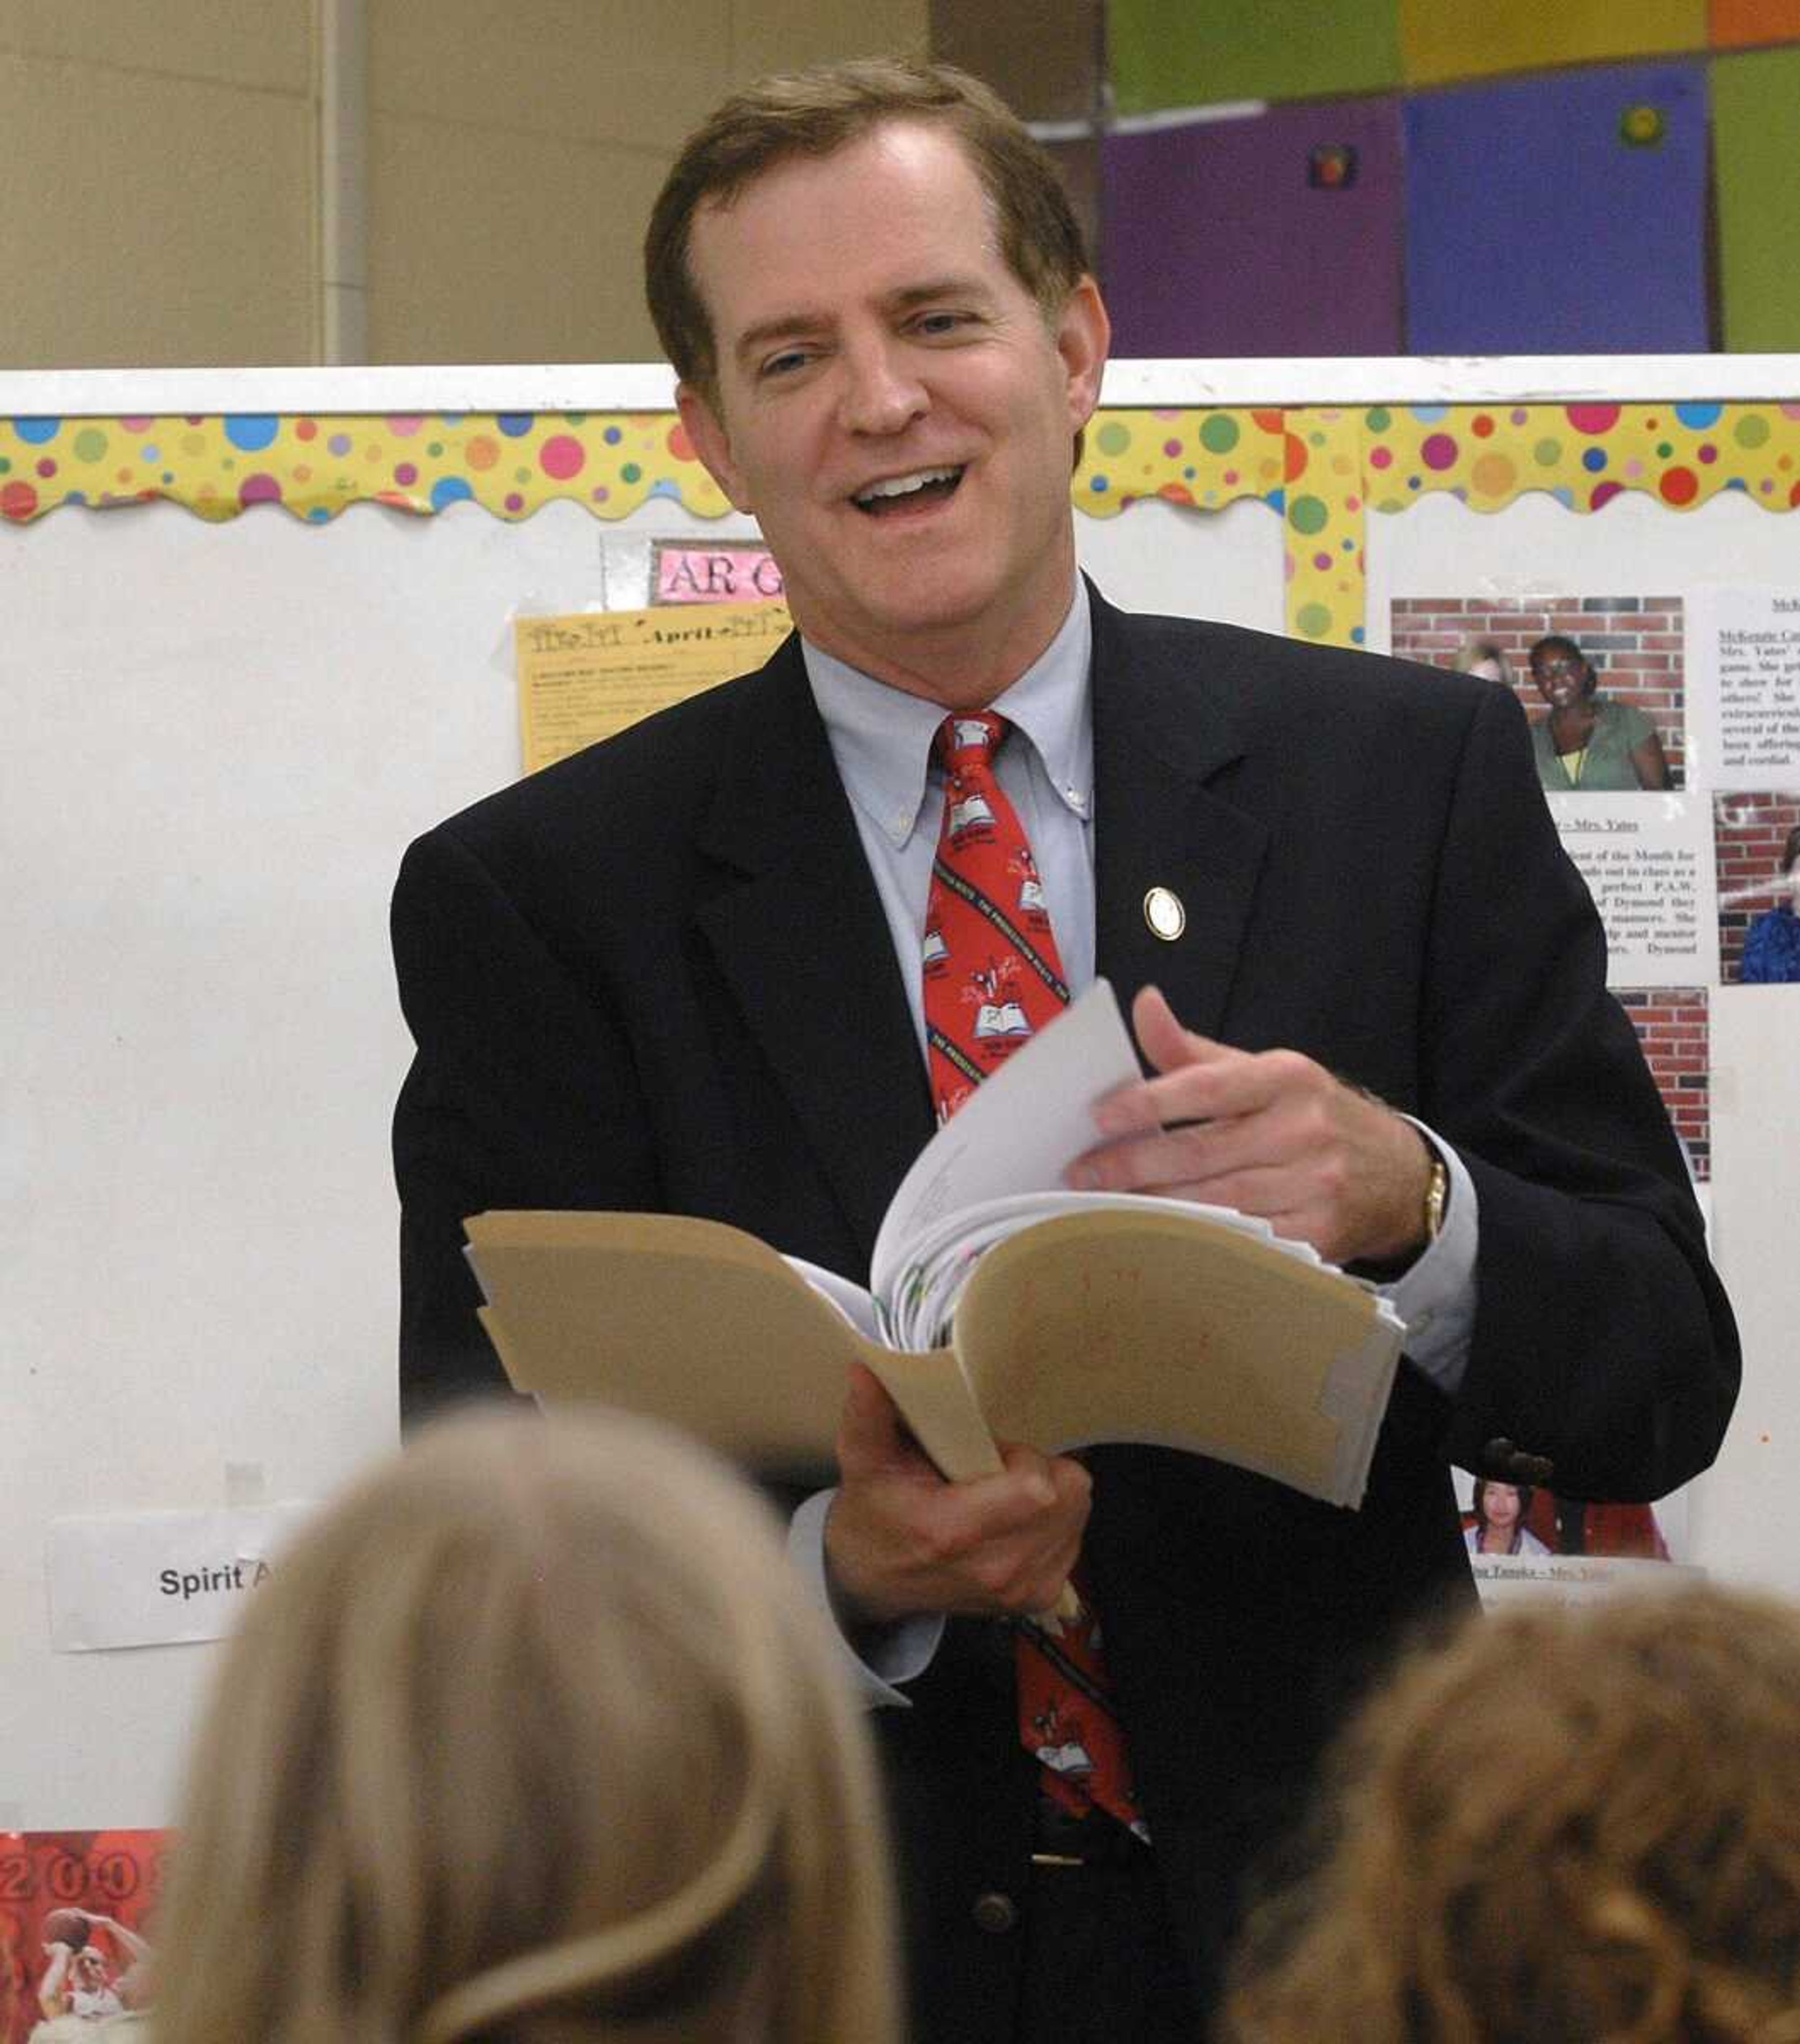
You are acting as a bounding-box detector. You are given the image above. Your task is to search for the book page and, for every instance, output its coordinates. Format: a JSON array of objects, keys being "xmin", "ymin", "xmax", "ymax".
[
  {"xmin": 880, "ymin": 1188, "xmax": 1290, "ymax": 1350},
  {"xmin": 952, "ymin": 1208, "xmax": 1402, "ymax": 1508},
  {"xmin": 870, "ymin": 978, "xmax": 1140, "ymax": 1300},
  {"xmin": 785, "ymin": 1255, "xmax": 881, "ymax": 1343}
]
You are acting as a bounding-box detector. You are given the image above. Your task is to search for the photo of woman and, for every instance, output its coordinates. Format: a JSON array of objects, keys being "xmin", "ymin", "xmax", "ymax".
[
  {"xmin": 1388, "ymin": 597, "xmax": 1687, "ymax": 799},
  {"xmin": 1463, "ymin": 1479, "xmax": 1551, "ymax": 1558},
  {"xmin": 1527, "ymin": 633, "xmax": 1673, "ymax": 792}
]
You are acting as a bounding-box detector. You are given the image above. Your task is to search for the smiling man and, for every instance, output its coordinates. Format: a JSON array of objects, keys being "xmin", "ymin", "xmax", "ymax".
[{"xmin": 391, "ymin": 59, "xmax": 1737, "ymax": 2044}]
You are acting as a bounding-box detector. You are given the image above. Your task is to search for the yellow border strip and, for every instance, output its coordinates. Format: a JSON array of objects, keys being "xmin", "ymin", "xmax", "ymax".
[{"xmin": 7, "ymin": 402, "xmax": 1797, "ymax": 649}]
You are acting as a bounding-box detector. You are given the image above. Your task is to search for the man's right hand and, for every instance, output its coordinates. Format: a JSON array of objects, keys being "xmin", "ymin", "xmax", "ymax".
[{"xmin": 823, "ymin": 1363, "xmax": 1090, "ymax": 1624}]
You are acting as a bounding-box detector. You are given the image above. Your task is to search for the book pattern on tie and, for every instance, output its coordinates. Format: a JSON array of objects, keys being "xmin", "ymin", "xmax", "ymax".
[
  {"xmin": 923, "ymin": 714, "xmax": 1071, "ymax": 1127},
  {"xmin": 1015, "ymin": 1572, "xmax": 1151, "ymax": 1841},
  {"xmin": 921, "ymin": 710, "xmax": 1147, "ymax": 1841}
]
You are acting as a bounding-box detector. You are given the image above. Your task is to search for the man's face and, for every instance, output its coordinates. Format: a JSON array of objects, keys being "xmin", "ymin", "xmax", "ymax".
[
  {"xmin": 72, "ymin": 1951, "xmax": 107, "ymax": 1988},
  {"xmin": 676, "ymin": 120, "xmax": 1109, "ymax": 705}
]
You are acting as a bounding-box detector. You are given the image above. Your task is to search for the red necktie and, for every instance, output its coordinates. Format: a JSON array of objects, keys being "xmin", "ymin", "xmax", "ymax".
[{"xmin": 921, "ymin": 712, "xmax": 1146, "ymax": 1840}]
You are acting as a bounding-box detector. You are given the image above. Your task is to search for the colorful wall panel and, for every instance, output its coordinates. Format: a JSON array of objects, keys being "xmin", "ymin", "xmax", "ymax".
[
  {"xmin": 1102, "ymin": 100, "xmax": 1404, "ymax": 358},
  {"xmin": 1712, "ymin": 46, "xmax": 1800, "ymax": 347},
  {"xmin": 1109, "ymin": 0, "xmax": 1400, "ymax": 113},
  {"xmin": 1402, "ymin": 61, "xmax": 1710, "ymax": 355},
  {"xmin": 1709, "ymin": 0, "xmax": 1800, "ymax": 47},
  {"xmin": 1399, "ymin": 0, "xmax": 1705, "ymax": 84}
]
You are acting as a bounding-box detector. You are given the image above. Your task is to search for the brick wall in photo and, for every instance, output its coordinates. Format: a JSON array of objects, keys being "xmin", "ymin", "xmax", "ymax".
[
  {"xmin": 1715, "ymin": 790, "xmax": 1800, "ymax": 982},
  {"xmin": 1614, "ymin": 987, "xmax": 1709, "ymax": 1180},
  {"xmin": 1390, "ymin": 595, "xmax": 1687, "ymax": 785}
]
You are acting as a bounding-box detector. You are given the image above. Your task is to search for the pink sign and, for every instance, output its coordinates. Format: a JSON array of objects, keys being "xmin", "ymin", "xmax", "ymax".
[{"xmin": 653, "ymin": 541, "xmax": 784, "ymax": 605}]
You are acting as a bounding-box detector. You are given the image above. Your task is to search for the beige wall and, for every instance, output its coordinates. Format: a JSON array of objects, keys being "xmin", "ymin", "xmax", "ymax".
[
  {"xmin": 1, "ymin": 0, "xmax": 928, "ymax": 369},
  {"xmin": 0, "ymin": 2, "xmax": 316, "ymax": 368}
]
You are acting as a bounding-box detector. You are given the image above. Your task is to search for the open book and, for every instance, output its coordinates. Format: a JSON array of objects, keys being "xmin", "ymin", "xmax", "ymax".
[{"xmin": 465, "ymin": 983, "xmax": 1407, "ymax": 1509}]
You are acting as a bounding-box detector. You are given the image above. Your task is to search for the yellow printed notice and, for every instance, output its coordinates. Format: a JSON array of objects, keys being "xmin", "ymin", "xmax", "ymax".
[{"xmin": 515, "ymin": 601, "xmax": 792, "ymax": 773}]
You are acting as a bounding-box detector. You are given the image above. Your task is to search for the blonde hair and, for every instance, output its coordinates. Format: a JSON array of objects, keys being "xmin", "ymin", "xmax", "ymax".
[
  {"xmin": 1222, "ymin": 1586, "xmax": 1800, "ymax": 2044},
  {"xmin": 149, "ymin": 1409, "xmax": 900, "ymax": 2044}
]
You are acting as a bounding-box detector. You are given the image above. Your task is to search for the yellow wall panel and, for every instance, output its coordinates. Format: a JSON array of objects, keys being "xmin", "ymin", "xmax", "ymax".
[{"xmin": 1401, "ymin": 0, "xmax": 1706, "ymax": 84}]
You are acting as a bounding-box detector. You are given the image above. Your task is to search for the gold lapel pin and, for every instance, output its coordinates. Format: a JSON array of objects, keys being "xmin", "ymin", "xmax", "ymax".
[{"xmin": 1143, "ymin": 887, "xmax": 1185, "ymax": 941}]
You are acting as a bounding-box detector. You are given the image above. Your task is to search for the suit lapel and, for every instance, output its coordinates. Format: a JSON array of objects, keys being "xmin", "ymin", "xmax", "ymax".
[
  {"xmin": 1088, "ymin": 590, "xmax": 1270, "ymax": 1046},
  {"xmin": 693, "ymin": 638, "xmax": 933, "ymax": 1264}
]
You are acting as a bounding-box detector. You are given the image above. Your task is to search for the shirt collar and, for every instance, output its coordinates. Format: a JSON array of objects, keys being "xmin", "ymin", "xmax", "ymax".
[{"xmin": 803, "ymin": 581, "xmax": 1094, "ymax": 849}]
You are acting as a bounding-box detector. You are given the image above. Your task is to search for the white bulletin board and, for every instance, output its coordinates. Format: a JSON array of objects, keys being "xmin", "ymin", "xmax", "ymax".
[{"xmin": 4, "ymin": 358, "xmax": 1796, "ymax": 1830}]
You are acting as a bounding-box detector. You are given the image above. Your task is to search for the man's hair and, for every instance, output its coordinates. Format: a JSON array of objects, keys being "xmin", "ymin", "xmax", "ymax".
[
  {"xmin": 645, "ymin": 55, "xmax": 1090, "ymax": 406},
  {"xmin": 148, "ymin": 1409, "xmax": 900, "ymax": 2044},
  {"xmin": 1221, "ymin": 1586, "xmax": 1800, "ymax": 2044},
  {"xmin": 1780, "ymin": 822, "xmax": 1800, "ymax": 875}
]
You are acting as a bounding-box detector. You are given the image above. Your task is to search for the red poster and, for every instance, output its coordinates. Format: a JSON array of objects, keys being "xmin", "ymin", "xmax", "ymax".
[{"xmin": 0, "ymin": 1832, "xmax": 166, "ymax": 2043}]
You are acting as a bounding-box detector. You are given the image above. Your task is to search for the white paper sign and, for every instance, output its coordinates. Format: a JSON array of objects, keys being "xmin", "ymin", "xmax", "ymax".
[
  {"xmin": 46, "ymin": 1503, "xmax": 315, "ymax": 1652},
  {"xmin": 1471, "ymin": 1555, "xmax": 1705, "ymax": 1607},
  {"xmin": 1547, "ymin": 793, "xmax": 1719, "ymax": 985},
  {"xmin": 1688, "ymin": 586, "xmax": 1800, "ymax": 792}
]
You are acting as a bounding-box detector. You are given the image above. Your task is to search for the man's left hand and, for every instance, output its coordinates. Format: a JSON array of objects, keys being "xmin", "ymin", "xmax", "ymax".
[{"xmin": 1067, "ymin": 984, "xmax": 1433, "ymax": 1266}]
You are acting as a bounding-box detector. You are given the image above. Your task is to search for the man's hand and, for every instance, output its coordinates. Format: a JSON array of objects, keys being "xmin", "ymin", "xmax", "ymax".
[
  {"xmin": 824, "ymin": 1364, "xmax": 1090, "ymax": 1623},
  {"xmin": 1067, "ymin": 984, "xmax": 1433, "ymax": 1266}
]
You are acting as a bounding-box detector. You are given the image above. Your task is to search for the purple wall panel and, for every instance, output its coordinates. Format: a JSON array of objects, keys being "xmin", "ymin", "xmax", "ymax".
[{"xmin": 1102, "ymin": 98, "xmax": 1404, "ymax": 357}]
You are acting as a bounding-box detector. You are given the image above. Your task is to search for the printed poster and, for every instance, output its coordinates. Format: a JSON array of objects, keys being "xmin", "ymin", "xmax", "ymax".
[
  {"xmin": 1545, "ymin": 796, "xmax": 1719, "ymax": 986},
  {"xmin": 1685, "ymin": 586, "xmax": 1800, "ymax": 791},
  {"xmin": 1389, "ymin": 590, "xmax": 1723, "ymax": 1172},
  {"xmin": 0, "ymin": 1832, "xmax": 165, "ymax": 2044},
  {"xmin": 1455, "ymin": 1467, "xmax": 1700, "ymax": 1607},
  {"xmin": 514, "ymin": 601, "xmax": 792, "ymax": 773},
  {"xmin": 1389, "ymin": 593, "xmax": 1714, "ymax": 981}
]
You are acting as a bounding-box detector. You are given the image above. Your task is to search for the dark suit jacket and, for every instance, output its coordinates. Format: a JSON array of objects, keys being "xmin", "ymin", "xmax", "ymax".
[{"xmin": 391, "ymin": 589, "xmax": 1738, "ymax": 2034}]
